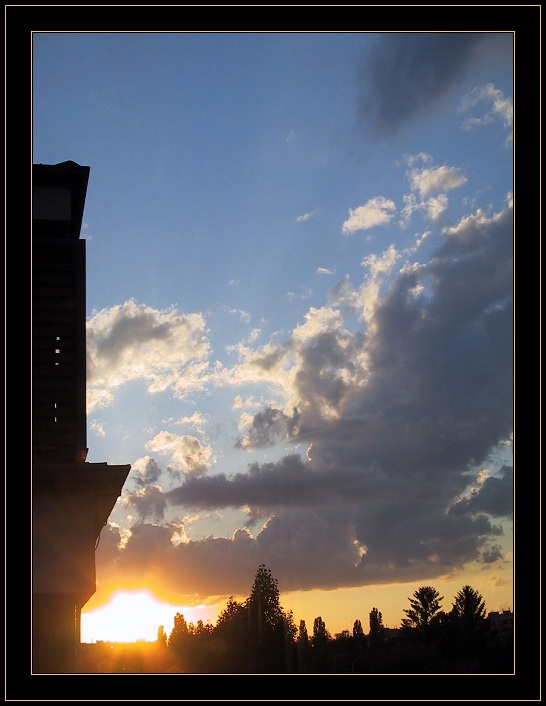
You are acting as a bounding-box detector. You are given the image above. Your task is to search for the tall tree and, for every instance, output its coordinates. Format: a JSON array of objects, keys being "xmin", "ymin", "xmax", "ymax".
[
  {"xmin": 311, "ymin": 616, "xmax": 331, "ymax": 672},
  {"xmin": 352, "ymin": 619, "xmax": 364, "ymax": 639},
  {"xmin": 352, "ymin": 619, "xmax": 366, "ymax": 671},
  {"xmin": 215, "ymin": 596, "xmax": 245, "ymax": 628},
  {"xmin": 312, "ymin": 616, "xmax": 330, "ymax": 643},
  {"xmin": 401, "ymin": 586, "xmax": 444, "ymax": 630},
  {"xmin": 213, "ymin": 597, "xmax": 247, "ymax": 672},
  {"xmin": 245, "ymin": 564, "xmax": 292, "ymax": 672},
  {"xmin": 297, "ymin": 619, "xmax": 310, "ymax": 673},
  {"xmin": 168, "ymin": 612, "xmax": 189, "ymax": 653},
  {"xmin": 246, "ymin": 564, "xmax": 284, "ymax": 631},
  {"xmin": 450, "ymin": 585, "xmax": 488, "ymax": 654},
  {"xmin": 368, "ymin": 607, "xmax": 384, "ymax": 649},
  {"xmin": 451, "ymin": 585, "xmax": 487, "ymax": 630}
]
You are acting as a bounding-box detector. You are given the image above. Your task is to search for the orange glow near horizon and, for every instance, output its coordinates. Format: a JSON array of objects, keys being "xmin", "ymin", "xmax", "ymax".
[
  {"xmin": 80, "ymin": 590, "xmax": 217, "ymax": 644},
  {"xmin": 81, "ymin": 558, "xmax": 512, "ymax": 644}
]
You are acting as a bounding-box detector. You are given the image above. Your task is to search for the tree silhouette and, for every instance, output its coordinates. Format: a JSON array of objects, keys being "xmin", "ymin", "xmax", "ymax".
[
  {"xmin": 167, "ymin": 612, "xmax": 189, "ymax": 652},
  {"xmin": 368, "ymin": 607, "xmax": 384, "ymax": 649},
  {"xmin": 352, "ymin": 619, "xmax": 366, "ymax": 672},
  {"xmin": 352, "ymin": 619, "xmax": 364, "ymax": 639},
  {"xmin": 401, "ymin": 586, "xmax": 443, "ymax": 631},
  {"xmin": 94, "ymin": 573, "xmax": 512, "ymax": 673},
  {"xmin": 245, "ymin": 564, "xmax": 295, "ymax": 672},
  {"xmin": 450, "ymin": 585, "xmax": 486, "ymax": 630},
  {"xmin": 449, "ymin": 584, "xmax": 488, "ymax": 656},
  {"xmin": 296, "ymin": 620, "xmax": 310, "ymax": 673},
  {"xmin": 213, "ymin": 596, "xmax": 247, "ymax": 672},
  {"xmin": 311, "ymin": 616, "xmax": 331, "ymax": 672},
  {"xmin": 157, "ymin": 624, "xmax": 167, "ymax": 647}
]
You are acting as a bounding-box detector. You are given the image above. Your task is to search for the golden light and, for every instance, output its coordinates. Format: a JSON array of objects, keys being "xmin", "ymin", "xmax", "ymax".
[{"xmin": 80, "ymin": 590, "xmax": 206, "ymax": 644}]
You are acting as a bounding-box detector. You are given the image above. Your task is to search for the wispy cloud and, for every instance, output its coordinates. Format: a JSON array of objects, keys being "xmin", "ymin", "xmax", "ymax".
[
  {"xmin": 458, "ymin": 83, "xmax": 513, "ymax": 145},
  {"xmin": 296, "ymin": 211, "xmax": 314, "ymax": 223}
]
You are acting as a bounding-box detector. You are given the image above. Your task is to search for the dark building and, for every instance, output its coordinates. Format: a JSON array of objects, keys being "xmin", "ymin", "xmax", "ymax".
[
  {"xmin": 487, "ymin": 609, "xmax": 514, "ymax": 643},
  {"xmin": 32, "ymin": 161, "xmax": 130, "ymax": 673}
]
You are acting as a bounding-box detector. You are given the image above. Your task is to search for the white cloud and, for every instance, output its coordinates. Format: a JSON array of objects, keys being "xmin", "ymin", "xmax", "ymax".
[
  {"xmin": 459, "ymin": 83, "xmax": 513, "ymax": 130},
  {"xmin": 89, "ymin": 419, "xmax": 106, "ymax": 438},
  {"xmin": 145, "ymin": 431, "xmax": 215, "ymax": 476},
  {"xmin": 296, "ymin": 211, "xmax": 314, "ymax": 223},
  {"xmin": 342, "ymin": 197, "xmax": 396, "ymax": 234},
  {"xmin": 402, "ymin": 152, "xmax": 433, "ymax": 167},
  {"xmin": 225, "ymin": 306, "xmax": 251, "ymax": 324},
  {"xmin": 424, "ymin": 193, "xmax": 449, "ymax": 221},
  {"xmin": 86, "ymin": 299, "xmax": 211, "ymax": 412},
  {"xmin": 173, "ymin": 412, "xmax": 208, "ymax": 435},
  {"xmin": 408, "ymin": 165, "xmax": 467, "ymax": 199}
]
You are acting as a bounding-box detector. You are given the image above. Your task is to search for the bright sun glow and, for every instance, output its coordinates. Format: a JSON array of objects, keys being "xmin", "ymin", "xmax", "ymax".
[{"xmin": 80, "ymin": 590, "xmax": 203, "ymax": 644}]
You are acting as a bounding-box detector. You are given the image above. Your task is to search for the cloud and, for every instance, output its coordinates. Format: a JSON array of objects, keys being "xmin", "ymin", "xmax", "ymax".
[
  {"xmin": 87, "ymin": 299, "xmax": 211, "ymax": 412},
  {"xmin": 399, "ymin": 160, "xmax": 466, "ymax": 226},
  {"xmin": 123, "ymin": 484, "xmax": 167, "ymax": 523},
  {"xmin": 450, "ymin": 465, "xmax": 513, "ymax": 518},
  {"xmin": 145, "ymin": 431, "xmax": 215, "ymax": 476},
  {"xmin": 130, "ymin": 456, "xmax": 164, "ymax": 488},
  {"xmin": 159, "ymin": 202, "xmax": 513, "ymax": 590},
  {"xmin": 329, "ymin": 244, "xmax": 401, "ymax": 325},
  {"xmin": 89, "ymin": 419, "xmax": 106, "ymax": 438},
  {"xmin": 316, "ymin": 267, "xmax": 333, "ymax": 276},
  {"xmin": 224, "ymin": 306, "xmax": 251, "ymax": 323},
  {"xmin": 173, "ymin": 412, "xmax": 208, "ymax": 435},
  {"xmin": 95, "ymin": 201, "xmax": 513, "ymax": 602},
  {"xmin": 458, "ymin": 83, "xmax": 513, "ymax": 144},
  {"xmin": 235, "ymin": 407, "xmax": 301, "ymax": 450},
  {"xmin": 342, "ymin": 196, "xmax": 396, "ymax": 234},
  {"xmin": 296, "ymin": 211, "xmax": 314, "ymax": 223},
  {"xmin": 408, "ymin": 165, "xmax": 467, "ymax": 200},
  {"xmin": 356, "ymin": 33, "xmax": 510, "ymax": 138}
]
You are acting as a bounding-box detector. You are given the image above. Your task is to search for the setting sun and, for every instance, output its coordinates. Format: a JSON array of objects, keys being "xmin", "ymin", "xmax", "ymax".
[{"xmin": 80, "ymin": 590, "xmax": 212, "ymax": 644}]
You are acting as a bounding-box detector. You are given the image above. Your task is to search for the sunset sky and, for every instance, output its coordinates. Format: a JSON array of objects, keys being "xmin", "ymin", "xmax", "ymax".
[{"xmin": 32, "ymin": 31, "xmax": 515, "ymax": 643}]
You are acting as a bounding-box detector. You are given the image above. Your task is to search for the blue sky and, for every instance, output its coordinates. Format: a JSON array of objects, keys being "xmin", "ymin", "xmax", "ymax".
[{"xmin": 33, "ymin": 31, "xmax": 515, "ymax": 639}]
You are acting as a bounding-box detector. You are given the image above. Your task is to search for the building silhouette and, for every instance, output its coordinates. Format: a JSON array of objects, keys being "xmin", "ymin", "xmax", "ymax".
[
  {"xmin": 487, "ymin": 609, "xmax": 514, "ymax": 643},
  {"xmin": 32, "ymin": 161, "xmax": 130, "ymax": 673}
]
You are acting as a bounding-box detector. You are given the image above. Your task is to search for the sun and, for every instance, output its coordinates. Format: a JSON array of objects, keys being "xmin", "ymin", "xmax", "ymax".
[{"xmin": 80, "ymin": 590, "xmax": 197, "ymax": 643}]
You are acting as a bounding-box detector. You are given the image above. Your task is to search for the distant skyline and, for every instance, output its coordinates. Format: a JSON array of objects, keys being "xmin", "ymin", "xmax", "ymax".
[{"xmin": 31, "ymin": 30, "xmax": 515, "ymax": 641}]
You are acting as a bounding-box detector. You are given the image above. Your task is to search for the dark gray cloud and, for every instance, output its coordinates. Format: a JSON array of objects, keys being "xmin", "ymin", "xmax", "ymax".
[
  {"xmin": 94, "ymin": 309, "xmax": 172, "ymax": 364},
  {"xmin": 450, "ymin": 465, "xmax": 513, "ymax": 518},
  {"xmin": 166, "ymin": 455, "xmax": 336, "ymax": 509},
  {"xmin": 356, "ymin": 33, "xmax": 512, "ymax": 138},
  {"xmin": 132, "ymin": 457, "xmax": 163, "ymax": 488},
  {"xmin": 234, "ymin": 407, "xmax": 300, "ymax": 449},
  {"xmin": 125, "ymin": 484, "xmax": 167, "ymax": 523},
  {"xmin": 294, "ymin": 329, "xmax": 362, "ymax": 417}
]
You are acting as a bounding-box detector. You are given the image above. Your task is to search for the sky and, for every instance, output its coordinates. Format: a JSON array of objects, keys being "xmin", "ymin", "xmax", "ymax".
[{"xmin": 32, "ymin": 31, "xmax": 515, "ymax": 643}]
